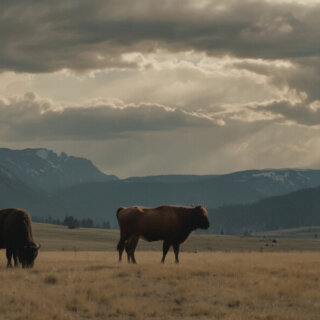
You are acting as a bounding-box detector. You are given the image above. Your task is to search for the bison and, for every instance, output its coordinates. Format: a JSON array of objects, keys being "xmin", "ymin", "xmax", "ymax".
[
  {"xmin": 0, "ymin": 208, "xmax": 40, "ymax": 268},
  {"xmin": 116, "ymin": 205, "xmax": 210, "ymax": 264}
]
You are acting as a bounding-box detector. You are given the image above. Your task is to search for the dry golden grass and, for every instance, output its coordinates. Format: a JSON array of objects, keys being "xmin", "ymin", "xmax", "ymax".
[{"xmin": 1, "ymin": 251, "xmax": 320, "ymax": 320}]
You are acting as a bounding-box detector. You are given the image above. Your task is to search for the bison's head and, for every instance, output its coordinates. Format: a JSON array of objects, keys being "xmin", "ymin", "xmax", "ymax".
[
  {"xmin": 19, "ymin": 244, "xmax": 41, "ymax": 268},
  {"xmin": 193, "ymin": 206, "xmax": 210, "ymax": 229}
]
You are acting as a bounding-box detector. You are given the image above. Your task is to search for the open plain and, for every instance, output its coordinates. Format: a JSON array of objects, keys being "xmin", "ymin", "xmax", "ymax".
[{"xmin": 0, "ymin": 224, "xmax": 320, "ymax": 320}]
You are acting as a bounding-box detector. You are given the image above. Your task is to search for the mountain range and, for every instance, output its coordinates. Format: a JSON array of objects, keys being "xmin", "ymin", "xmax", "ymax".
[
  {"xmin": 1, "ymin": 147, "xmax": 320, "ymax": 231},
  {"xmin": 0, "ymin": 164, "xmax": 39, "ymax": 207},
  {"xmin": 0, "ymin": 148, "xmax": 117, "ymax": 191}
]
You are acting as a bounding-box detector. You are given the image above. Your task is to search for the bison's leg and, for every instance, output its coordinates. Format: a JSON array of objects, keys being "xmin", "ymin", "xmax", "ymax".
[
  {"xmin": 125, "ymin": 241, "xmax": 131, "ymax": 263},
  {"xmin": 13, "ymin": 250, "xmax": 19, "ymax": 267},
  {"xmin": 117, "ymin": 238, "xmax": 126, "ymax": 262},
  {"xmin": 161, "ymin": 241, "xmax": 171, "ymax": 263},
  {"xmin": 126, "ymin": 235, "xmax": 139, "ymax": 264},
  {"xmin": 173, "ymin": 243, "xmax": 180, "ymax": 263},
  {"xmin": 6, "ymin": 248, "xmax": 13, "ymax": 268}
]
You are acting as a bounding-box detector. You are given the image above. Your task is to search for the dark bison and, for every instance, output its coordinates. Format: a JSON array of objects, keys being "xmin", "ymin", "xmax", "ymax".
[
  {"xmin": 116, "ymin": 205, "xmax": 210, "ymax": 263},
  {"xmin": 0, "ymin": 208, "xmax": 40, "ymax": 268}
]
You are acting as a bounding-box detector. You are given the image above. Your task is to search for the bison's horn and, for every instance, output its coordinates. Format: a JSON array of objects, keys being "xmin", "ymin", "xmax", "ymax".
[{"xmin": 37, "ymin": 243, "xmax": 41, "ymax": 249}]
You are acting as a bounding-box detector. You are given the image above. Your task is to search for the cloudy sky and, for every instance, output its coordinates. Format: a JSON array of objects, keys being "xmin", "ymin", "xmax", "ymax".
[{"xmin": 1, "ymin": 0, "xmax": 320, "ymax": 177}]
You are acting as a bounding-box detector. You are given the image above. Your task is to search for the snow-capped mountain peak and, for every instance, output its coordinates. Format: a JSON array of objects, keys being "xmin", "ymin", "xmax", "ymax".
[
  {"xmin": 36, "ymin": 148, "xmax": 49, "ymax": 160},
  {"xmin": 0, "ymin": 148, "xmax": 118, "ymax": 190}
]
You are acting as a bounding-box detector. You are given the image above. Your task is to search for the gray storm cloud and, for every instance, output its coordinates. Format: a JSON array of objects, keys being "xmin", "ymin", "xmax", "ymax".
[
  {"xmin": 1, "ymin": 0, "xmax": 320, "ymax": 73},
  {"xmin": 1, "ymin": 91, "xmax": 319, "ymax": 145},
  {"xmin": 251, "ymin": 100, "xmax": 320, "ymax": 127},
  {"xmin": 232, "ymin": 57, "xmax": 320, "ymax": 102},
  {"xmin": 0, "ymin": 93, "xmax": 212, "ymax": 141},
  {"xmin": 2, "ymin": 0, "xmax": 320, "ymax": 112}
]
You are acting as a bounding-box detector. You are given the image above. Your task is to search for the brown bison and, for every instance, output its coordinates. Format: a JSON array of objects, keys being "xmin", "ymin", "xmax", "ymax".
[
  {"xmin": 0, "ymin": 208, "xmax": 40, "ymax": 268},
  {"xmin": 116, "ymin": 205, "xmax": 210, "ymax": 263}
]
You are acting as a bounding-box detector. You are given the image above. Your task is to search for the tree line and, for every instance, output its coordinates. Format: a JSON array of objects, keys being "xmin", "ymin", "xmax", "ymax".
[
  {"xmin": 208, "ymin": 185, "xmax": 320, "ymax": 234},
  {"xmin": 32, "ymin": 215, "xmax": 112, "ymax": 229}
]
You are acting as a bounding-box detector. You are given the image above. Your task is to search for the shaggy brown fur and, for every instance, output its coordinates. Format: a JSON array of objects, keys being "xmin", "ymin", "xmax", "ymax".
[
  {"xmin": 0, "ymin": 208, "xmax": 40, "ymax": 268},
  {"xmin": 116, "ymin": 205, "xmax": 210, "ymax": 263}
]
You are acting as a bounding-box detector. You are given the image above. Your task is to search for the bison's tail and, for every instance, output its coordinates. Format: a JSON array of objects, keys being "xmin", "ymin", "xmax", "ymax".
[{"xmin": 116, "ymin": 207, "xmax": 125, "ymax": 219}]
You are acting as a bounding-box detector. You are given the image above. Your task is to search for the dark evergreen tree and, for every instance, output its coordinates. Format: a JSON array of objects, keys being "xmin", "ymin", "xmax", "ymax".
[
  {"xmin": 102, "ymin": 221, "xmax": 111, "ymax": 229},
  {"xmin": 63, "ymin": 216, "xmax": 79, "ymax": 228},
  {"xmin": 80, "ymin": 218, "xmax": 94, "ymax": 228}
]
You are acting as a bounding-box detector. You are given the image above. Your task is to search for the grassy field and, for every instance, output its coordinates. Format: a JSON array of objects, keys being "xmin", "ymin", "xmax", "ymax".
[
  {"xmin": 254, "ymin": 226, "xmax": 320, "ymax": 239},
  {"xmin": 0, "ymin": 251, "xmax": 320, "ymax": 320},
  {"xmin": 32, "ymin": 223, "xmax": 320, "ymax": 252},
  {"xmin": 1, "ymin": 224, "xmax": 320, "ymax": 319}
]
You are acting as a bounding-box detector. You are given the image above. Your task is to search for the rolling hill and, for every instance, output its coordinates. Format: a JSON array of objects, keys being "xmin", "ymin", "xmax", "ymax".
[{"xmin": 209, "ymin": 185, "xmax": 320, "ymax": 234}]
